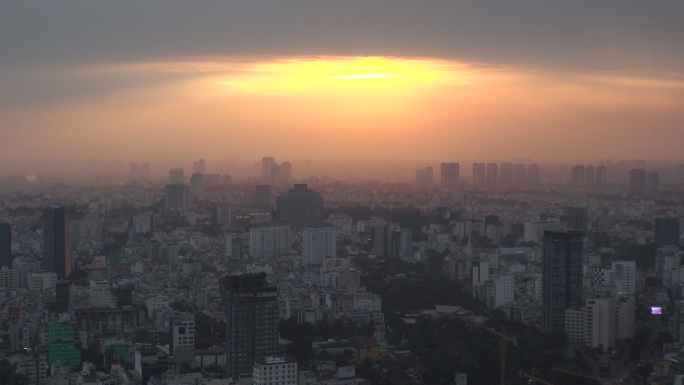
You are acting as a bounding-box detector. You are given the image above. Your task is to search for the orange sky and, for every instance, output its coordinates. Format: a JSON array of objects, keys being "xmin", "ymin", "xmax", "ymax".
[{"xmin": 2, "ymin": 55, "xmax": 684, "ymax": 169}]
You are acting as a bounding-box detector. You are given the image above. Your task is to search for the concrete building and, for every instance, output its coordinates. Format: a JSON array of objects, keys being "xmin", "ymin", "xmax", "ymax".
[
  {"xmin": 249, "ymin": 226, "xmax": 291, "ymax": 258},
  {"xmin": 89, "ymin": 279, "xmax": 116, "ymax": 308},
  {"xmin": 302, "ymin": 227, "xmax": 336, "ymax": 265},
  {"xmin": 222, "ymin": 273, "xmax": 279, "ymax": 380},
  {"xmin": 542, "ymin": 231, "xmax": 583, "ymax": 334},
  {"xmin": 252, "ymin": 356, "xmax": 297, "ymax": 385},
  {"xmin": 524, "ymin": 221, "xmax": 567, "ymax": 244},
  {"xmin": 276, "ymin": 184, "xmax": 324, "ymax": 227},
  {"xmin": 44, "ymin": 205, "xmax": 71, "ymax": 280}
]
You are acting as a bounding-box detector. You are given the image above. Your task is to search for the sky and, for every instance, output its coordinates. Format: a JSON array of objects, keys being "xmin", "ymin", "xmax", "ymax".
[{"xmin": 1, "ymin": 1, "xmax": 684, "ymax": 172}]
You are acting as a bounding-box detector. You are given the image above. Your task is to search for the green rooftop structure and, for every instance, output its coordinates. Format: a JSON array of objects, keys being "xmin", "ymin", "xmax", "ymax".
[{"xmin": 48, "ymin": 321, "xmax": 81, "ymax": 369}]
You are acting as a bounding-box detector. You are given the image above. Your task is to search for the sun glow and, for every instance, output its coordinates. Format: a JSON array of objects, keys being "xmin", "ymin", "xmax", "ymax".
[{"xmin": 217, "ymin": 56, "xmax": 472, "ymax": 95}]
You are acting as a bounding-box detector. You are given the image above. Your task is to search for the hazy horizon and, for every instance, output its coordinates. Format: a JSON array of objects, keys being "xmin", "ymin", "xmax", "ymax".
[{"xmin": 2, "ymin": 1, "xmax": 683, "ymax": 170}]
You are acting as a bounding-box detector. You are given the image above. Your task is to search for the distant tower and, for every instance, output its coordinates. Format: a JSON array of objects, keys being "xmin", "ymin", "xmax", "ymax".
[
  {"xmin": 440, "ymin": 162, "xmax": 460, "ymax": 188},
  {"xmin": 485, "ymin": 163, "xmax": 498, "ymax": 185},
  {"xmin": 513, "ymin": 164, "xmax": 527, "ymax": 184},
  {"xmin": 628, "ymin": 169, "xmax": 647, "ymax": 193},
  {"xmin": 302, "ymin": 227, "xmax": 336, "ymax": 265},
  {"xmin": 279, "ymin": 161, "xmax": 292, "ymax": 183},
  {"xmin": 542, "ymin": 231, "xmax": 583, "ymax": 334},
  {"xmin": 571, "ymin": 165, "xmax": 585, "ymax": 186},
  {"xmin": 222, "ymin": 273, "xmax": 279, "ymax": 380},
  {"xmin": 275, "ymin": 184, "xmax": 323, "ymax": 227},
  {"xmin": 415, "ymin": 167, "xmax": 434, "ymax": 188},
  {"xmin": 190, "ymin": 172, "xmax": 204, "ymax": 201},
  {"xmin": 562, "ymin": 207, "xmax": 589, "ymax": 232},
  {"xmin": 585, "ymin": 165, "xmax": 595, "ymax": 185},
  {"xmin": 169, "ymin": 168, "xmax": 185, "ymax": 184},
  {"xmin": 262, "ymin": 157, "xmax": 277, "ymax": 183},
  {"xmin": 499, "ymin": 162, "xmax": 513, "ymax": 184},
  {"xmin": 472, "ymin": 163, "xmax": 486, "ymax": 184},
  {"xmin": 43, "ymin": 205, "xmax": 71, "ymax": 280},
  {"xmin": 527, "ymin": 164, "xmax": 540, "ymax": 184},
  {"xmin": 0, "ymin": 223, "xmax": 11, "ymax": 268},
  {"xmin": 193, "ymin": 159, "xmax": 206, "ymax": 173},
  {"xmin": 164, "ymin": 184, "xmax": 189, "ymax": 215},
  {"xmin": 596, "ymin": 166, "xmax": 608, "ymax": 186}
]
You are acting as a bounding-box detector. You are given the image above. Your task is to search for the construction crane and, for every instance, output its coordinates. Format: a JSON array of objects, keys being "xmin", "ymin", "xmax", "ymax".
[{"xmin": 477, "ymin": 323, "xmax": 516, "ymax": 385}]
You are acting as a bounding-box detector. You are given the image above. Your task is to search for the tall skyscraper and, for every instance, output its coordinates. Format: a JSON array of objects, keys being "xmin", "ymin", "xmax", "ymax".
[
  {"xmin": 655, "ymin": 217, "xmax": 680, "ymax": 247},
  {"xmin": 628, "ymin": 169, "xmax": 646, "ymax": 193},
  {"xmin": 279, "ymin": 161, "xmax": 292, "ymax": 183},
  {"xmin": 43, "ymin": 205, "xmax": 71, "ymax": 280},
  {"xmin": 542, "ymin": 231, "xmax": 583, "ymax": 334},
  {"xmin": 513, "ymin": 164, "xmax": 527, "ymax": 183},
  {"xmin": 222, "ymin": 273, "xmax": 279, "ymax": 380},
  {"xmin": 164, "ymin": 184, "xmax": 189, "ymax": 215},
  {"xmin": 472, "ymin": 163, "xmax": 486, "ymax": 184},
  {"xmin": 527, "ymin": 164, "xmax": 540, "ymax": 184},
  {"xmin": 571, "ymin": 165, "xmax": 585, "ymax": 186},
  {"xmin": 190, "ymin": 172, "xmax": 203, "ymax": 201},
  {"xmin": 596, "ymin": 166, "xmax": 608, "ymax": 186},
  {"xmin": 169, "ymin": 168, "xmax": 185, "ymax": 184},
  {"xmin": 391, "ymin": 208, "xmax": 422, "ymax": 241},
  {"xmin": 440, "ymin": 162, "xmax": 460, "ymax": 188},
  {"xmin": 585, "ymin": 165, "xmax": 595, "ymax": 185},
  {"xmin": 275, "ymin": 184, "xmax": 323, "ymax": 227},
  {"xmin": 415, "ymin": 167, "xmax": 434, "ymax": 188},
  {"xmin": 193, "ymin": 159, "xmax": 206, "ymax": 173},
  {"xmin": 262, "ymin": 157, "xmax": 277, "ymax": 183},
  {"xmin": 485, "ymin": 163, "xmax": 498, "ymax": 185},
  {"xmin": 499, "ymin": 162, "xmax": 514, "ymax": 184},
  {"xmin": 0, "ymin": 223, "xmax": 12, "ymax": 268}
]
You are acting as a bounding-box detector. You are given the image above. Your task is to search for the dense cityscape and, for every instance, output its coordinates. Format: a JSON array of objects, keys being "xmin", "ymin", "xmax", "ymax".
[{"xmin": 0, "ymin": 157, "xmax": 683, "ymax": 385}]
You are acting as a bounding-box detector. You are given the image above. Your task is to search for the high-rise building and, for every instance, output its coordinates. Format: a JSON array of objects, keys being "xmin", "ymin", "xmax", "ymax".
[
  {"xmin": 262, "ymin": 157, "xmax": 277, "ymax": 183},
  {"xmin": 628, "ymin": 169, "xmax": 647, "ymax": 193},
  {"xmin": 571, "ymin": 165, "xmax": 585, "ymax": 186},
  {"xmin": 302, "ymin": 227, "xmax": 336, "ymax": 265},
  {"xmin": 43, "ymin": 205, "xmax": 71, "ymax": 280},
  {"xmin": 89, "ymin": 279, "xmax": 116, "ymax": 308},
  {"xmin": 171, "ymin": 312, "xmax": 195, "ymax": 356},
  {"xmin": 169, "ymin": 168, "xmax": 185, "ymax": 184},
  {"xmin": 527, "ymin": 164, "xmax": 540, "ymax": 184},
  {"xmin": 222, "ymin": 273, "xmax": 279, "ymax": 380},
  {"xmin": 542, "ymin": 231, "xmax": 583, "ymax": 334},
  {"xmin": 217, "ymin": 205, "xmax": 232, "ymax": 227},
  {"xmin": 655, "ymin": 217, "xmax": 680, "ymax": 247},
  {"xmin": 647, "ymin": 171, "xmax": 660, "ymax": 192},
  {"xmin": 164, "ymin": 184, "xmax": 189, "ymax": 215},
  {"xmin": 440, "ymin": 162, "xmax": 460, "ymax": 188},
  {"xmin": 513, "ymin": 164, "xmax": 526, "ymax": 183},
  {"xmin": 55, "ymin": 280, "xmax": 71, "ymax": 313},
  {"xmin": 415, "ymin": 167, "xmax": 434, "ymax": 188},
  {"xmin": 561, "ymin": 206, "xmax": 589, "ymax": 233},
  {"xmin": 190, "ymin": 172, "xmax": 203, "ymax": 201},
  {"xmin": 591, "ymin": 261, "xmax": 636, "ymax": 294},
  {"xmin": 249, "ymin": 226, "xmax": 291, "ymax": 258},
  {"xmin": 371, "ymin": 224, "xmax": 389, "ymax": 257},
  {"xmin": 276, "ymin": 184, "xmax": 323, "ymax": 227},
  {"xmin": 279, "ymin": 161, "xmax": 292, "ymax": 183},
  {"xmin": 485, "ymin": 163, "xmax": 498, "ymax": 185},
  {"xmin": 499, "ymin": 162, "xmax": 514, "ymax": 184},
  {"xmin": 193, "ymin": 159, "xmax": 206, "ymax": 173},
  {"xmin": 472, "ymin": 163, "xmax": 486, "ymax": 184},
  {"xmin": 585, "ymin": 165, "xmax": 595, "ymax": 185},
  {"xmin": 596, "ymin": 166, "xmax": 608, "ymax": 186},
  {"xmin": 0, "ymin": 223, "xmax": 12, "ymax": 268}
]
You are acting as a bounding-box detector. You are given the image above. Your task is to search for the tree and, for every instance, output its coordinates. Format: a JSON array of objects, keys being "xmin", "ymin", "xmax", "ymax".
[{"xmin": 0, "ymin": 359, "xmax": 30, "ymax": 385}]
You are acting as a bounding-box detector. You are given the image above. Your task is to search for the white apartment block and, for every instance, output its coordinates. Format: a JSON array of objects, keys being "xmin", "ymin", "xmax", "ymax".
[
  {"xmin": 172, "ymin": 312, "xmax": 195, "ymax": 354},
  {"xmin": 492, "ymin": 275, "xmax": 515, "ymax": 308},
  {"xmin": 565, "ymin": 291, "xmax": 635, "ymax": 350},
  {"xmin": 253, "ymin": 356, "xmax": 298, "ymax": 385},
  {"xmin": 249, "ymin": 226, "xmax": 291, "ymax": 258},
  {"xmin": 353, "ymin": 293, "xmax": 382, "ymax": 312},
  {"xmin": 27, "ymin": 272, "xmax": 56, "ymax": 292},
  {"xmin": 302, "ymin": 227, "xmax": 336, "ymax": 265},
  {"xmin": 89, "ymin": 279, "xmax": 116, "ymax": 308}
]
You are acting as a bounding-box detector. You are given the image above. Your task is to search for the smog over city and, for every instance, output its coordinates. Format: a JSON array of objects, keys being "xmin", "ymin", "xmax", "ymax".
[{"xmin": 1, "ymin": 2, "xmax": 684, "ymax": 385}]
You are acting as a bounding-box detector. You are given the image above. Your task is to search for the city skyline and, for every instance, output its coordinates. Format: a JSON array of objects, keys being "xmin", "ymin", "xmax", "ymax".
[{"xmin": 1, "ymin": 1, "xmax": 684, "ymax": 169}]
